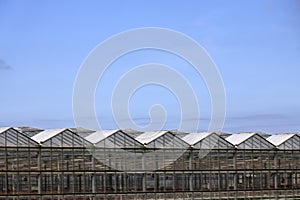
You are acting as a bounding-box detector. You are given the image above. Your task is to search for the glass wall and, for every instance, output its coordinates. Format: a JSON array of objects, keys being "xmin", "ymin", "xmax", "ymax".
[{"xmin": 0, "ymin": 128, "xmax": 299, "ymax": 199}]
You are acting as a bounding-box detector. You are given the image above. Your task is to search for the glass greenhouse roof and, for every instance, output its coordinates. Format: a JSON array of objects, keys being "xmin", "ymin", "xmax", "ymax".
[
  {"xmin": 135, "ymin": 131, "xmax": 170, "ymax": 144},
  {"xmin": 267, "ymin": 134, "xmax": 296, "ymax": 146},
  {"xmin": 182, "ymin": 132, "xmax": 212, "ymax": 145},
  {"xmin": 85, "ymin": 130, "xmax": 144, "ymax": 148},
  {"xmin": 31, "ymin": 129, "xmax": 68, "ymax": 143},
  {"xmin": 0, "ymin": 127, "xmax": 10, "ymax": 133},
  {"xmin": 14, "ymin": 126, "xmax": 43, "ymax": 137},
  {"xmin": 0, "ymin": 127, "xmax": 38, "ymax": 146},
  {"xmin": 226, "ymin": 132, "xmax": 275, "ymax": 149},
  {"xmin": 69, "ymin": 127, "xmax": 96, "ymax": 138},
  {"xmin": 0, "ymin": 127, "xmax": 299, "ymax": 149},
  {"xmin": 182, "ymin": 132, "xmax": 234, "ymax": 149},
  {"xmin": 31, "ymin": 128, "xmax": 90, "ymax": 147},
  {"xmin": 267, "ymin": 133, "xmax": 300, "ymax": 149},
  {"xmin": 85, "ymin": 130, "xmax": 118, "ymax": 144},
  {"xmin": 225, "ymin": 133, "xmax": 256, "ymax": 145},
  {"xmin": 135, "ymin": 131, "xmax": 189, "ymax": 148}
]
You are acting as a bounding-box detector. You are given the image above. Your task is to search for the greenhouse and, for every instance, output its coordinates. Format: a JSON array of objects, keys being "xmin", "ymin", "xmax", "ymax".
[{"xmin": 0, "ymin": 127, "xmax": 300, "ymax": 199}]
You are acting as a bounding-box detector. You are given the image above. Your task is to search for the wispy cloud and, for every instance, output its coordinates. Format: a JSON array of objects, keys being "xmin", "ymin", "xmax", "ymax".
[{"xmin": 0, "ymin": 59, "xmax": 12, "ymax": 70}]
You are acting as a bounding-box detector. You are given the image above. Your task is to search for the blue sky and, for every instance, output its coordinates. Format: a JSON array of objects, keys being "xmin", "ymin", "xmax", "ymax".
[{"xmin": 0, "ymin": 0, "xmax": 299, "ymax": 133}]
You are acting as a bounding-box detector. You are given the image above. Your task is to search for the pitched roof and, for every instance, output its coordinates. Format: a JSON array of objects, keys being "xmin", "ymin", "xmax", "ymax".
[
  {"xmin": 267, "ymin": 134, "xmax": 297, "ymax": 146},
  {"xmin": 135, "ymin": 131, "xmax": 169, "ymax": 144},
  {"xmin": 225, "ymin": 132, "xmax": 256, "ymax": 145},
  {"xmin": 14, "ymin": 126, "xmax": 44, "ymax": 137},
  {"xmin": 85, "ymin": 130, "xmax": 119, "ymax": 144},
  {"xmin": 0, "ymin": 127, "xmax": 11, "ymax": 133},
  {"xmin": 31, "ymin": 128, "xmax": 68, "ymax": 143},
  {"xmin": 0, "ymin": 127, "xmax": 39, "ymax": 146},
  {"xmin": 182, "ymin": 132, "xmax": 212, "ymax": 145}
]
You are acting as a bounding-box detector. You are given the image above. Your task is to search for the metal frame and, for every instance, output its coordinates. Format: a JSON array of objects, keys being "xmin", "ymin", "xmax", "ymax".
[{"xmin": 0, "ymin": 128, "xmax": 300, "ymax": 199}]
